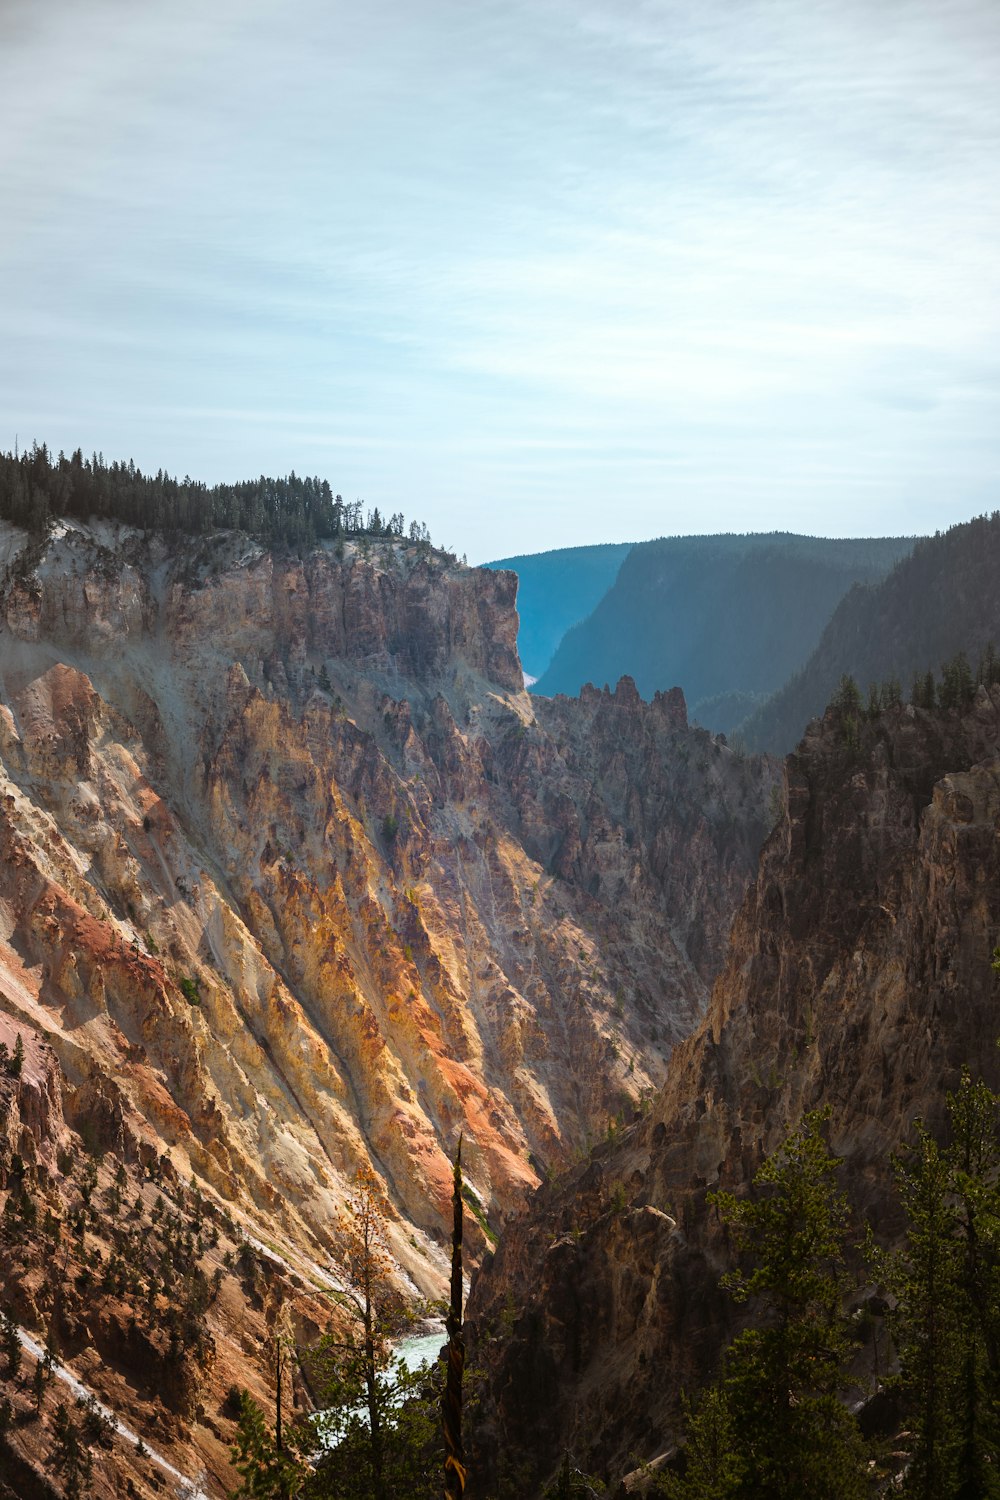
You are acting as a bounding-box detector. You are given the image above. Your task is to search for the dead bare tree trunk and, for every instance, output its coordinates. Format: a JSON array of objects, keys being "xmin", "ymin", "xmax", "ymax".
[{"xmin": 443, "ymin": 1136, "xmax": 467, "ymax": 1498}]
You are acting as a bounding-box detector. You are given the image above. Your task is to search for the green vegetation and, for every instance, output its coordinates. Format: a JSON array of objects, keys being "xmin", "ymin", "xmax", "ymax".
[
  {"xmin": 14, "ymin": 1076, "xmax": 998, "ymax": 1500},
  {"xmin": 910, "ymin": 647, "xmax": 993, "ymax": 713},
  {"xmin": 824, "ymin": 643, "xmax": 999, "ymax": 753},
  {"xmin": 230, "ymin": 1164, "xmax": 444, "ymax": 1500},
  {"xmin": 543, "ymin": 1453, "xmax": 606, "ymax": 1497},
  {"xmin": 49, "ymin": 1402, "xmax": 93, "ymax": 1498},
  {"xmin": 0, "ymin": 442, "xmax": 433, "ymax": 551},
  {"xmin": 663, "ymin": 1112, "xmax": 865, "ymax": 1499},
  {"xmin": 663, "ymin": 1073, "xmax": 1000, "ymax": 1499},
  {"xmin": 309, "ymin": 1165, "xmax": 412, "ymax": 1499},
  {"xmin": 0, "ymin": 1138, "xmax": 236, "ymax": 1464},
  {"xmin": 0, "ymin": 1033, "xmax": 23, "ymax": 1078},
  {"xmin": 1, "ymin": 1306, "xmax": 22, "ymax": 1380},
  {"xmin": 230, "ymin": 1390, "xmax": 309, "ymax": 1500},
  {"xmin": 872, "ymin": 1070, "xmax": 1000, "ymax": 1499},
  {"xmin": 462, "ymin": 1183, "xmax": 498, "ymax": 1246},
  {"xmin": 305, "ymin": 1166, "xmax": 441, "ymax": 1499},
  {"xmin": 178, "ymin": 974, "xmax": 202, "ymax": 1005}
]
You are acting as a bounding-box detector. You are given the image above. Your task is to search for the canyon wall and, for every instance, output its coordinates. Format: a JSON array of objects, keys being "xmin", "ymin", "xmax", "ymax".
[
  {"xmin": 467, "ymin": 686, "xmax": 1000, "ymax": 1492},
  {"xmin": 0, "ymin": 519, "xmax": 774, "ymax": 1299}
]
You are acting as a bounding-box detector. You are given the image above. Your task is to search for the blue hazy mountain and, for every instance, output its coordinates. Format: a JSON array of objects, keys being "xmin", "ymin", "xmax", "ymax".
[
  {"xmin": 532, "ymin": 532, "xmax": 916, "ymax": 729},
  {"xmin": 483, "ymin": 541, "xmax": 634, "ymax": 679}
]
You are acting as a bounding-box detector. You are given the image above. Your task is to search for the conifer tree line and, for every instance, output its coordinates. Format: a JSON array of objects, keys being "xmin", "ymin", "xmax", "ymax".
[
  {"xmin": 0, "ymin": 442, "xmax": 433, "ymax": 549},
  {"xmin": 828, "ymin": 641, "xmax": 1000, "ymax": 741},
  {"xmin": 660, "ymin": 1067, "xmax": 1000, "ymax": 1500}
]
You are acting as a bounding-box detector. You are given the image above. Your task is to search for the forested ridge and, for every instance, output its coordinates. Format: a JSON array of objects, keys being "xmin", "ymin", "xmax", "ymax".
[
  {"xmin": 0, "ymin": 443, "xmax": 432, "ymax": 549},
  {"xmin": 742, "ymin": 510, "xmax": 1000, "ymax": 752},
  {"xmin": 533, "ymin": 531, "xmax": 914, "ymax": 727}
]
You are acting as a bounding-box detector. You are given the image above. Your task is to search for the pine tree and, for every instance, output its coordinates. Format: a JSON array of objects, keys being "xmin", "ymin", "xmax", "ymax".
[
  {"xmin": 50, "ymin": 1403, "xmax": 93, "ymax": 1499},
  {"xmin": 657, "ymin": 1386, "xmax": 740, "ymax": 1499},
  {"xmin": 680, "ymin": 1112, "xmax": 867, "ymax": 1500},
  {"xmin": 877, "ymin": 1124, "xmax": 963, "ymax": 1498},
  {"xmin": 32, "ymin": 1356, "xmax": 47, "ymax": 1413},
  {"xmin": 940, "ymin": 652, "xmax": 975, "ymax": 712},
  {"xmin": 831, "ymin": 675, "xmax": 862, "ymax": 716},
  {"xmin": 302, "ymin": 1166, "xmax": 439, "ymax": 1500},
  {"xmin": 946, "ymin": 1071, "xmax": 1000, "ymax": 1498},
  {"xmin": 978, "ymin": 642, "xmax": 1000, "ymax": 689},
  {"xmin": 230, "ymin": 1391, "xmax": 307, "ymax": 1499},
  {"xmin": 878, "ymin": 1072, "xmax": 1000, "ymax": 1499},
  {"xmin": 0, "ymin": 1306, "xmax": 21, "ymax": 1380}
]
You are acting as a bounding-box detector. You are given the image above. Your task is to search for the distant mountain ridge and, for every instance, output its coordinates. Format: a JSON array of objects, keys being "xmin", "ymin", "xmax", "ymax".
[
  {"xmin": 483, "ymin": 541, "xmax": 633, "ymax": 679},
  {"xmin": 533, "ymin": 532, "xmax": 915, "ymax": 729},
  {"xmin": 743, "ymin": 511, "xmax": 1000, "ymax": 751}
]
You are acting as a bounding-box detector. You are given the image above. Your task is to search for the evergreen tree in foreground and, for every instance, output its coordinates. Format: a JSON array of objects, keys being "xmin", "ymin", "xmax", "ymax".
[
  {"xmin": 230, "ymin": 1391, "xmax": 308, "ymax": 1500},
  {"xmin": 228, "ymin": 1166, "xmax": 441, "ymax": 1499},
  {"xmin": 876, "ymin": 1070, "xmax": 1000, "ymax": 1499},
  {"xmin": 300, "ymin": 1165, "xmax": 440, "ymax": 1500},
  {"xmin": 662, "ymin": 1111, "xmax": 866, "ymax": 1499}
]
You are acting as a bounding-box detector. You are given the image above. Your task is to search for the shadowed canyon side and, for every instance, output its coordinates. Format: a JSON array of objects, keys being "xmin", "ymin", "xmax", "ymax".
[
  {"xmin": 743, "ymin": 510, "xmax": 1000, "ymax": 753},
  {"xmin": 466, "ymin": 685, "xmax": 1000, "ymax": 1492},
  {"xmin": 0, "ymin": 521, "xmax": 775, "ymax": 1293}
]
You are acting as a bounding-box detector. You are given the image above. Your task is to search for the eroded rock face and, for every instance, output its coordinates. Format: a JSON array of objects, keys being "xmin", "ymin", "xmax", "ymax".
[
  {"xmin": 0, "ymin": 1004, "xmax": 337, "ymax": 1500},
  {"xmin": 466, "ymin": 689, "xmax": 1000, "ymax": 1492},
  {"xmin": 0, "ymin": 1014, "xmax": 65, "ymax": 1186},
  {"xmin": 0, "ymin": 522, "xmax": 774, "ymax": 1304}
]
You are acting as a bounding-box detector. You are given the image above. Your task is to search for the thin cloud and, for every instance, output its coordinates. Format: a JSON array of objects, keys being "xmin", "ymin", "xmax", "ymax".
[{"xmin": 1, "ymin": 0, "xmax": 998, "ymax": 557}]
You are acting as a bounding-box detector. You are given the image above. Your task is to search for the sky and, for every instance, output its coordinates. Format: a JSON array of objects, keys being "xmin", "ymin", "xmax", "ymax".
[{"xmin": 1, "ymin": 0, "xmax": 999, "ymax": 562}]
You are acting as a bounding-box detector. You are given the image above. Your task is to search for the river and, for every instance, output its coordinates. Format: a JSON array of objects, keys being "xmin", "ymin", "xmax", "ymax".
[{"xmin": 396, "ymin": 1323, "xmax": 446, "ymax": 1373}]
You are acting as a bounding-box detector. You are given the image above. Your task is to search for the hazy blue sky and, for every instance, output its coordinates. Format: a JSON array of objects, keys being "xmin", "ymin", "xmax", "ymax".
[{"xmin": 2, "ymin": 0, "xmax": 999, "ymax": 560}]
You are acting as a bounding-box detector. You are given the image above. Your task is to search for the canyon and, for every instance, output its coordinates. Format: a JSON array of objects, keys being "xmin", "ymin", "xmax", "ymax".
[
  {"xmin": 466, "ymin": 679, "xmax": 1000, "ymax": 1491},
  {"xmin": 0, "ymin": 519, "xmax": 775, "ymax": 1495}
]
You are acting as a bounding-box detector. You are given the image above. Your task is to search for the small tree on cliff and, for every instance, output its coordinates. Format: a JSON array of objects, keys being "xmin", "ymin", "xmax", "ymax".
[
  {"xmin": 304, "ymin": 1165, "xmax": 439, "ymax": 1500},
  {"xmin": 230, "ymin": 1391, "xmax": 308, "ymax": 1500},
  {"xmin": 49, "ymin": 1403, "xmax": 93, "ymax": 1500},
  {"xmin": 0, "ymin": 1306, "xmax": 21, "ymax": 1381}
]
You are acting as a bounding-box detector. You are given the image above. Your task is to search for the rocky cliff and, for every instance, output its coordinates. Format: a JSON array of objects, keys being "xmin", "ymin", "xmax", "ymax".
[
  {"xmin": 0, "ymin": 519, "xmax": 774, "ymax": 1492},
  {"xmin": 466, "ymin": 686, "xmax": 1000, "ymax": 1493},
  {"xmin": 0, "ymin": 1003, "xmax": 337, "ymax": 1499}
]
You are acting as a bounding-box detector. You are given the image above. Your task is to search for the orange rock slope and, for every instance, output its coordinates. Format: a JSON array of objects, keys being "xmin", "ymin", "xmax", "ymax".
[{"xmin": 0, "ymin": 520, "xmax": 775, "ymax": 1290}]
